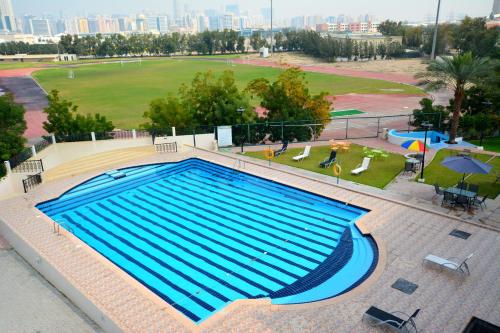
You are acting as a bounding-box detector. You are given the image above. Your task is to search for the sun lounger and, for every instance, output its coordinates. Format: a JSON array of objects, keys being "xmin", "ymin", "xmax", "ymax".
[
  {"xmin": 423, "ymin": 253, "xmax": 473, "ymax": 276},
  {"xmin": 274, "ymin": 141, "xmax": 288, "ymax": 157},
  {"xmin": 351, "ymin": 157, "xmax": 371, "ymax": 175},
  {"xmin": 363, "ymin": 306, "xmax": 420, "ymax": 332},
  {"xmin": 319, "ymin": 151, "xmax": 337, "ymax": 168},
  {"xmin": 293, "ymin": 146, "xmax": 311, "ymax": 161}
]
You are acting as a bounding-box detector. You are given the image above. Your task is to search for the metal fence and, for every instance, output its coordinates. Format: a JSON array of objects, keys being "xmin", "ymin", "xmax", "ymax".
[
  {"xmin": 228, "ymin": 113, "xmax": 444, "ymax": 148},
  {"xmin": 155, "ymin": 142, "xmax": 178, "ymax": 153},
  {"xmin": 12, "ymin": 159, "xmax": 44, "ymax": 173},
  {"xmin": 8, "ymin": 147, "xmax": 33, "ymax": 169},
  {"xmin": 22, "ymin": 173, "xmax": 42, "ymax": 193}
]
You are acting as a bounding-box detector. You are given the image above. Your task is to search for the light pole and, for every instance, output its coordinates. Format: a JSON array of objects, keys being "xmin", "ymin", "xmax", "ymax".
[
  {"xmin": 419, "ymin": 122, "xmax": 433, "ymax": 182},
  {"xmin": 270, "ymin": 0, "xmax": 273, "ymax": 56},
  {"xmin": 237, "ymin": 107, "xmax": 245, "ymax": 153},
  {"xmin": 430, "ymin": 0, "xmax": 442, "ymax": 60}
]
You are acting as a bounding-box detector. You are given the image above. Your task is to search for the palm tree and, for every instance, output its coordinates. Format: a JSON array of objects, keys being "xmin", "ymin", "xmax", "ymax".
[{"xmin": 416, "ymin": 52, "xmax": 494, "ymax": 143}]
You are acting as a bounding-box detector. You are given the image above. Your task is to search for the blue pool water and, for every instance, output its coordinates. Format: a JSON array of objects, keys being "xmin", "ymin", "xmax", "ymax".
[{"xmin": 37, "ymin": 158, "xmax": 377, "ymax": 323}]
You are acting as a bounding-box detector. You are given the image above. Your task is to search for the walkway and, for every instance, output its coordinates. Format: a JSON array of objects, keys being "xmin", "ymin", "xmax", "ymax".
[
  {"xmin": 0, "ymin": 233, "xmax": 101, "ymax": 332},
  {"xmin": 0, "ymin": 67, "xmax": 47, "ymax": 138}
]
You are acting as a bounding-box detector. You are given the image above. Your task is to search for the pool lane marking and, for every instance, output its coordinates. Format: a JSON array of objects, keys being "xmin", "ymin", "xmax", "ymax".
[
  {"xmin": 61, "ymin": 213, "xmax": 207, "ymax": 321},
  {"xmin": 76, "ymin": 208, "xmax": 251, "ymax": 301},
  {"xmin": 140, "ymin": 186, "xmax": 327, "ymax": 261},
  {"xmin": 94, "ymin": 201, "xmax": 270, "ymax": 295},
  {"xmin": 110, "ymin": 197, "xmax": 288, "ymax": 290},
  {"xmin": 124, "ymin": 193, "xmax": 308, "ymax": 281},
  {"xmin": 155, "ymin": 180, "xmax": 334, "ymax": 251},
  {"xmin": 162, "ymin": 175, "xmax": 345, "ymax": 241}
]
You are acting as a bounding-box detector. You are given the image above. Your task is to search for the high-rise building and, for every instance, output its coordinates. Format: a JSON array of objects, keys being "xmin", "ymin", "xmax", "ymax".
[
  {"xmin": 261, "ymin": 8, "xmax": 271, "ymax": 27},
  {"xmin": 87, "ymin": 17, "xmax": 99, "ymax": 33},
  {"xmin": 222, "ymin": 14, "xmax": 233, "ymax": 30},
  {"xmin": 0, "ymin": 0, "xmax": 16, "ymax": 32},
  {"xmin": 291, "ymin": 16, "xmax": 305, "ymax": 29},
  {"xmin": 22, "ymin": 15, "xmax": 35, "ymax": 34},
  {"xmin": 77, "ymin": 18, "xmax": 89, "ymax": 33},
  {"xmin": 173, "ymin": 0, "xmax": 183, "ymax": 20},
  {"xmin": 30, "ymin": 18, "xmax": 51, "ymax": 36},
  {"xmin": 146, "ymin": 16, "xmax": 159, "ymax": 32},
  {"xmin": 225, "ymin": 4, "xmax": 240, "ymax": 16},
  {"xmin": 157, "ymin": 16, "xmax": 169, "ymax": 33},
  {"xmin": 197, "ymin": 15, "xmax": 208, "ymax": 32},
  {"xmin": 493, "ymin": 0, "xmax": 500, "ymax": 15}
]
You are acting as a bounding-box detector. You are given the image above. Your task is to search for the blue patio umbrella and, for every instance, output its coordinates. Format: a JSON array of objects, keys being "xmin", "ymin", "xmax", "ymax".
[{"xmin": 441, "ymin": 155, "xmax": 492, "ymax": 184}]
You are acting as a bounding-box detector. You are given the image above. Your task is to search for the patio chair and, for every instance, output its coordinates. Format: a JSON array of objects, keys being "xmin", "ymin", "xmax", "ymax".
[
  {"xmin": 274, "ymin": 141, "xmax": 288, "ymax": 157},
  {"xmin": 423, "ymin": 253, "xmax": 473, "ymax": 276},
  {"xmin": 441, "ymin": 191, "xmax": 455, "ymax": 208},
  {"xmin": 292, "ymin": 145, "xmax": 311, "ymax": 161},
  {"xmin": 455, "ymin": 194, "xmax": 471, "ymax": 210},
  {"xmin": 340, "ymin": 142, "xmax": 351, "ymax": 152},
  {"xmin": 319, "ymin": 151, "xmax": 337, "ymax": 168},
  {"xmin": 433, "ymin": 183, "xmax": 444, "ymax": 199},
  {"xmin": 468, "ymin": 184, "xmax": 479, "ymax": 194},
  {"xmin": 362, "ymin": 306, "xmax": 420, "ymax": 333},
  {"xmin": 403, "ymin": 161, "xmax": 415, "ymax": 175},
  {"xmin": 472, "ymin": 194, "xmax": 488, "ymax": 210}
]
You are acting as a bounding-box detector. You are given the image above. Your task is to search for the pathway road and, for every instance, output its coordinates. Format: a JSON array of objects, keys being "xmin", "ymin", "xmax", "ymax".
[
  {"xmin": 0, "ymin": 67, "xmax": 47, "ymax": 138},
  {"xmin": 0, "ymin": 233, "xmax": 102, "ymax": 332}
]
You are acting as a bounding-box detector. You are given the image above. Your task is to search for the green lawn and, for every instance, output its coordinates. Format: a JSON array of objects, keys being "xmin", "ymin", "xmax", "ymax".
[
  {"xmin": 330, "ymin": 109, "xmax": 365, "ymax": 117},
  {"xmin": 244, "ymin": 144, "xmax": 405, "ymax": 188},
  {"xmin": 34, "ymin": 59, "xmax": 423, "ymax": 129},
  {"xmin": 469, "ymin": 137, "xmax": 500, "ymax": 153},
  {"xmin": 423, "ymin": 149, "xmax": 500, "ymax": 198}
]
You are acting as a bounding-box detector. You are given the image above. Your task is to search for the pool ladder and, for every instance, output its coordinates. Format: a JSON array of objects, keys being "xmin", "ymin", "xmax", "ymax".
[
  {"xmin": 233, "ymin": 159, "xmax": 246, "ymax": 170},
  {"xmin": 53, "ymin": 220, "xmax": 74, "ymax": 236}
]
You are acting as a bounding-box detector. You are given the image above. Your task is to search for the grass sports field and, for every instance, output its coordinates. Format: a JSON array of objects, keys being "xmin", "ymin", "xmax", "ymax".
[{"xmin": 33, "ymin": 58, "xmax": 423, "ymax": 128}]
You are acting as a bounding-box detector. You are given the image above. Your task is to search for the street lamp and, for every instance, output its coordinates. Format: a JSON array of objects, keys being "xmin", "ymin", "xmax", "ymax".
[
  {"xmin": 430, "ymin": 0, "xmax": 442, "ymax": 60},
  {"xmin": 270, "ymin": 0, "xmax": 273, "ymax": 56},
  {"xmin": 419, "ymin": 122, "xmax": 433, "ymax": 182},
  {"xmin": 237, "ymin": 107, "xmax": 245, "ymax": 153}
]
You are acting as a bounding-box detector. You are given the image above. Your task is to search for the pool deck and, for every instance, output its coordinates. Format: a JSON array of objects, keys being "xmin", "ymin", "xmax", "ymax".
[{"xmin": 0, "ymin": 148, "xmax": 499, "ymax": 332}]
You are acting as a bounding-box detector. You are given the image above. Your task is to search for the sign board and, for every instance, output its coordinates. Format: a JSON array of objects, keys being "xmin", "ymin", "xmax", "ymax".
[{"xmin": 217, "ymin": 126, "xmax": 233, "ymax": 147}]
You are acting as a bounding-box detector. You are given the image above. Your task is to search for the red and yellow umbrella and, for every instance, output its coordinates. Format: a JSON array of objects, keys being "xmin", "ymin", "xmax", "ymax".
[{"xmin": 401, "ymin": 140, "xmax": 428, "ymax": 152}]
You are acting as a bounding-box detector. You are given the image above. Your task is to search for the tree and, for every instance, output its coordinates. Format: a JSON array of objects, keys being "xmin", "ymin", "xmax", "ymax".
[
  {"xmin": 250, "ymin": 32, "xmax": 266, "ymax": 51},
  {"xmin": 180, "ymin": 70, "xmax": 255, "ymax": 127},
  {"xmin": 237, "ymin": 36, "xmax": 246, "ymax": 53},
  {"xmin": 0, "ymin": 94, "xmax": 26, "ymax": 177},
  {"xmin": 416, "ymin": 52, "xmax": 495, "ymax": 143},
  {"xmin": 142, "ymin": 95, "xmax": 194, "ymax": 132},
  {"xmin": 43, "ymin": 90, "xmax": 114, "ymax": 139},
  {"xmin": 246, "ymin": 67, "xmax": 331, "ymax": 142},
  {"xmin": 410, "ymin": 98, "xmax": 450, "ymax": 131},
  {"xmin": 378, "ymin": 20, "xmax": 404, "ymax": 36},
  {"xmin": 452, "ymin": 17, "xmax": 499, "ymax": 58}
]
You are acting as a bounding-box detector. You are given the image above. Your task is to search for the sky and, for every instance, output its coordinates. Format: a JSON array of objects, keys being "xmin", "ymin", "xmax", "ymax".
[{"xmin": 13, "ymin": 0, "xmax": 493, "ymax": 22}]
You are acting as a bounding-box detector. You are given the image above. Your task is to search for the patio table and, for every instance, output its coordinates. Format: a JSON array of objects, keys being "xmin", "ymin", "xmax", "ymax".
[
  {"xmin": 406, "ymin": 158, "xmax": 420, "ymax": 171},
  {"xmin": 445, "ymin": 187, "xmax": 477, "ymax": 209}
]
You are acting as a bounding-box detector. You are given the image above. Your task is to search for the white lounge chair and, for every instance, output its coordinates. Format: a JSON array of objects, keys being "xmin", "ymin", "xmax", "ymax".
[
  {"xmin": 351, "ymin": 157, "xmax": 371, "ymax": 175},
  {"xmin": 423, "ymin": 253, "xmax": 473, "ymax": 276},
  {"xmin": 292, "ymin": 146, "xmax": 311, "ymax": 161}
]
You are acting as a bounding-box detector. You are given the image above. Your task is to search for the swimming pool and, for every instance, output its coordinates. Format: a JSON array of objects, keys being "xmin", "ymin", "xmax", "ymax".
[{"xmin": 36, "ymin": 158, "xmax": 377, "ymax": 323}]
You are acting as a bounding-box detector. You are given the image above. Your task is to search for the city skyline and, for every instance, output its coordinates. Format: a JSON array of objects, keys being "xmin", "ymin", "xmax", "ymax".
[{"xmin": 13, "ymin": 0, "xmax": 493, "ymax": 23}]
